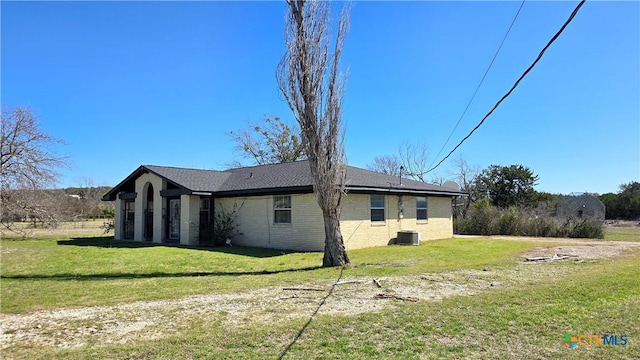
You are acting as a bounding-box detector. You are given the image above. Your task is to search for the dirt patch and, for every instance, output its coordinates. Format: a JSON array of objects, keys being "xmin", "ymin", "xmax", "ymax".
[
  {"xmin": 2, "ymin": 239, "xmax": 637, "ymax": 351},
  {"xmin": 486, "ymin": 236, "xmax": 640, "ymax": 260}
]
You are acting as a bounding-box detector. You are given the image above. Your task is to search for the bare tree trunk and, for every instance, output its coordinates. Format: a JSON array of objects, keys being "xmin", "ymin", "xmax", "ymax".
[
  {"xmin": 322, "ymin": 213, "xmax": 349, "ymax": 266},
  {"xmin": 278, "ymin": 0, "xmax": 351, "ymax": 267}
]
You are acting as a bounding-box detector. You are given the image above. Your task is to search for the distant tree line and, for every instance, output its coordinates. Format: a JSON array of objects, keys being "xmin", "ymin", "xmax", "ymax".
[
  {"xmin": 1, "ymin": 187, "xmax": 115, "ymax": 224},
  {"xmin": 599, "ymin": 182, "xmax": 640, "ymax": 220}
]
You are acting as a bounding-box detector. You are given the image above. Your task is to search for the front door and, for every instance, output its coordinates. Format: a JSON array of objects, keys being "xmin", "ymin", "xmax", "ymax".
[{"xmin": 169, "ymin": 199, "xmax": 180, "ymax": 241}]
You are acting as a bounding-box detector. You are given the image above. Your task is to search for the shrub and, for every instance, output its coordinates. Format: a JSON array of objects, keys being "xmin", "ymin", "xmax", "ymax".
[
  {"xmin": 498, "ymin": 207, "xmax": 520, "ymax": 235},
  {"xmin": 468, "ymin": 198, "xmax": 497, "ymax": 235},
  {"xmin": 200, "ymin": 202, "xmax": 243, "ymax": 246},
  {"xmin": 454, "ymin": 202, "xmax": 604, "ymax": 239},
  {"xmin": 568, "ymin": 219, "xmax": 604, "ymax": 239}
]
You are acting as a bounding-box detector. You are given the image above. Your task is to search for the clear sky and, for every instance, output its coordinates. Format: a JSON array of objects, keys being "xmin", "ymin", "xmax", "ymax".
[{"xmin": 2, "ymin": 1, "xmax": 638, "ymax": 195}]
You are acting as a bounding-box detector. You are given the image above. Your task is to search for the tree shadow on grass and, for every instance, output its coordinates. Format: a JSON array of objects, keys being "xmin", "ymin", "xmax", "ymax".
[
  {"xmin": 0, "ymin": 265, "xmax": 324, "ymax": 282},
  {"xmin": 56, "ymin": 237, "xmax": 301, "ymax": 258},
  {"xmin": 0, "ymin": 237, "xmax": 324, "ymax": 281}
]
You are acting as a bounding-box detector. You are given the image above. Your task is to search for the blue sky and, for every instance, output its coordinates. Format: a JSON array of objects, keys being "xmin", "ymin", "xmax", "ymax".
[{"xmin": 2, "ymin": 1, "xmax": 638, "ymax": 195}]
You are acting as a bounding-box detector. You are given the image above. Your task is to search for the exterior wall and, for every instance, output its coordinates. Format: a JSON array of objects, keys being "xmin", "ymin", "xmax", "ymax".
[
  {"xmin": 216, "ymin": 193, "xmax": 325, "ymax": 251},
  {"xmin": 340, "ymin": 193, "xmax": 400, "ymax": 250},
  {"xmin": 216, "ymin": 192, "xmax": 454, "ymax": 251},
  {"xmin": 419, "ymin": 196, "xmax": 454, "ymax": 241},
  {"xmin": 110, "ymin": 169, "xmax": 453, "ymax": 250},
  {"xmin": 340, "ymin": 193, "xmax": 453, "ymax": 250},
  {"xmin": 180, "ymin": 194, "xmax": 200, "ymax": 246},
  {"xmin": 134, "ymin": 173, "xmax": 165, "ymax": 243}
]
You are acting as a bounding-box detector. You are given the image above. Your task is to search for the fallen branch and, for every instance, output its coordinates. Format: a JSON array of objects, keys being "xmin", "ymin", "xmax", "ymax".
[
  {"xmin": 525, "ymin": 253, "xmax": 576, "ymax": 262},
  {"xmin": 283, "ymin": 287, "xmax": 325, "ymax": 292},
  {"xmin": 335, "ymin": 280, "xmax": 366, "ymax": 286},
  {"xmin": 374, "ymin": 292, "xmax": 418, "ymax": 302},
  {"xmin": 556, "ymin": 253, "xmax": 578, "ymax": 258},
  {"xmin": 526, "ymin": 256, "xmax": 550, "ymax": 262}
]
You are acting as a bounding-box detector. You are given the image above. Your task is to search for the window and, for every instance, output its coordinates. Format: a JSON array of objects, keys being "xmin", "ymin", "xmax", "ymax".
[
  {"xmin": 200, "ymin": 198, "xmax": 211, "ymax": 224},
  {"xmin": 274, "ymin": 195, "xmax": 292, "ymax": 224},
  {"xmin": 416, "ymin": 196, "xmax": 428, "ymax": 220},
  {"xmin": 370, "ymin": 194, "xmax": 385, "ymax": 222}
]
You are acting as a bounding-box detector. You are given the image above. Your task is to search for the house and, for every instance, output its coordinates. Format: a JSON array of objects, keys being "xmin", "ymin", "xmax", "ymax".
[{"xmin": 101, "ymin": 161, "xmax": 465, "ymax": 251}]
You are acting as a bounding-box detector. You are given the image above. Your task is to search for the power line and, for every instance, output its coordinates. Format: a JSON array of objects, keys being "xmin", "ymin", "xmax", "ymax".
[
  {"xmin": 429, "ymin": 0, "xmax": 526, "ymax": 169},
  {"xmin": 426, "ymin": 0, "xmax": 586, "ymax": 174}
]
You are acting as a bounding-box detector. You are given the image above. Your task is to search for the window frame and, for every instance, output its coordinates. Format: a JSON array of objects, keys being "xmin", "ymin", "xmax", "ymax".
[
  {"xmin": 370, "ymin": 194, "xmax": 386, "ymax": 222},
  {"xmin": 273, "ymin": 195, "xmax": 292, "ymax": 224},
  {"xmin": 416, "ymin": 196, "xmax": 428, "ymax": 221}
]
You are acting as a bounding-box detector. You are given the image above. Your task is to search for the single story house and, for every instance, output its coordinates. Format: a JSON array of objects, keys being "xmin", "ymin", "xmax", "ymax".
[{"xmin": 101, "ymin": 161, "xmax": 465, "ymax": 251}]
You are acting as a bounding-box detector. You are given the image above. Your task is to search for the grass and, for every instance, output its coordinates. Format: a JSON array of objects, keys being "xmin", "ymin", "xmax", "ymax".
[
  {"xmin": 604, "ymin": 226, "xmax": 640, "ymax": 241},
  {"xmin": 0, "ymin": 236, "xmax": 531, "ymax": 314},
  {"xmin": 1, "ymin": 234, "xmax": 639, "ymax": 359}
]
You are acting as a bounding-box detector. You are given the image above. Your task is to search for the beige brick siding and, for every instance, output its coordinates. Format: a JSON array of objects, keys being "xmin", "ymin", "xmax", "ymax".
[
  {"xmin": 113, "ymin": 169, "xmax": 454, "ymax": 250},
  {"xmin": 217, "ymin": 192, "xmax": 454, "ymax": 251},
  {"xmin": 340, "ymin": 194, "xmax": 453, "ymax": 250},
  {"xmin": 216, "ymin": 194, "xmax": 325, "ymax": 251}
]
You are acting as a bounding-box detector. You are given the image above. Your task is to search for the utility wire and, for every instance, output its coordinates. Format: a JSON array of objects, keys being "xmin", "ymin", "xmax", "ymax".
[
  {"xmin": 429, "ymin": 0, "xmax": 526, "ymax": 169},
  {"xmin": 426, "ymin": 0, "xmax": 586, "ymax": 174}
]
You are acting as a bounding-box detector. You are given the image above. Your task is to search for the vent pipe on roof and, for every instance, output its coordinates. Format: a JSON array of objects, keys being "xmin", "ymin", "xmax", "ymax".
[{"xmin": 399, "ymin": 166, "xmax": 404, "ymax": 186}]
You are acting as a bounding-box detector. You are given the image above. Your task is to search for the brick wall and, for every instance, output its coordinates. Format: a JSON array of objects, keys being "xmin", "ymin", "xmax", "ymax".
[
  {"xmin": 216, "ymin": 193, "xmax": 325, "ymax": 251},
  {"xmin": 217, "ymin": 192, "xmax": 453, "ymax": 251}
]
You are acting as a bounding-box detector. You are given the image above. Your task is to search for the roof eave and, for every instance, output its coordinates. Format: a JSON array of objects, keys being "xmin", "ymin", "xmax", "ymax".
[{"xmin": 345, "ymin": 186, "xmax": 466, "ymax": 197}]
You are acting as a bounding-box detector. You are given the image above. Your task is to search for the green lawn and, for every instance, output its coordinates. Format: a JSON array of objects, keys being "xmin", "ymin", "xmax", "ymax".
[
  {"xmin": 605, "ymin": 226, "xmax": 640, "ymax": 241},
  {"xmin": 1, "ymin": 235, "xmax": 638, "ymax": 359},
  {"xmin": 0, "ymin": 236, "xmax": 533, "ymax": 314}
]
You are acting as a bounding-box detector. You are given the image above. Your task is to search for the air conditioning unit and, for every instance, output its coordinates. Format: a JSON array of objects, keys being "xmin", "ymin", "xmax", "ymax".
[{"xmin": 397, "ymin": 231, "xmax": 419, "ymax": 245}]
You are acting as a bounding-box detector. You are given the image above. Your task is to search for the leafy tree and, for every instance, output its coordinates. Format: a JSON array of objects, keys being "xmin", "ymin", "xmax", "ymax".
[
  {"xmin": 618, "ymin": 181, "xmax": 640, "ymax": 220},
  {"xmin": 277, "ymin": 0, "xmax": 351, "ymax": 267},
  {"xmin": 228, "ymin": 116, "xmax": 305, "ymax": 165},
  {"xmin": 600, "ymin": 181, "xmax": 640, "ymax": 220},
  {"xmin": 473, "ymin": 164, "xmax": 539, "ymax": 208},
  {"xmin": 1, "ymin": 107, "xmax": 67, "ymax": 237}
]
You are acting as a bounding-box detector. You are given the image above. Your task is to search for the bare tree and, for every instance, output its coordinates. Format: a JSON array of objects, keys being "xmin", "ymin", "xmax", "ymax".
[
  {"xmin": 398, "ymin": 142, "xmax": 431, "ymax": 182},
  {"xmin": 228, "ymin": 116, "xmax": 305, "ymax": 165},
  {"xmin": 448, "ymin": 155, "xmax": 479, "ymax": 218},
  {"xmin": 429, "ymin": 175, "xmax": 447, "ymax": 186},
  {"xmin": 1, "ymin": 106, "xmax": 67, "ymax": 237},
  {"xmin": 277, "ymin": 0, "xmax": 351, "ymax": 267},
  {"xmin": 368, "ymin": 142, "xmax": 430, "ymax": 181},
  {"xmin": 366, "ymin": 154, "xmax": 401, "ymax": 176}
]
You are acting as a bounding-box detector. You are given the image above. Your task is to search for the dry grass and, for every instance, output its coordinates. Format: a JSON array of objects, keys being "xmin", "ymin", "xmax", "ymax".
[
  {"xmin": 1, "ymin": 234, "xmax": 639, "ymax": 359},
  {"xmin": 604, "ymin": 225, "xmax": 640, "ymax": 241},
  {"xmin": 2, "ymin": 219, "xmax": 107, "ymax": 238}
]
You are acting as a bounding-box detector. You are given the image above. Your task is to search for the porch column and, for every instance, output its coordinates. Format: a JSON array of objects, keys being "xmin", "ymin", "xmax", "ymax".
[
  {"xmin": 153, "ymin": 193, "xmax": 163, "ymax": 244},
  {"xmin": 114, "ymin": 198, "xmax": 122, "ymax": 240},
  {"xmin": 180, "ymin": 194, "xmax": 200, "ymax": 245}
]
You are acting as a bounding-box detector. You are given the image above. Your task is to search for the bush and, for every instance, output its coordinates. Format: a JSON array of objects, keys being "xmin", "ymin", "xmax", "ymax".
[
  {"xmin": 455, "ymin": 203, "xmax": 604, "ymax": 239},
  {"xmin": 200, "ymin": 202, "xmax": 243, "ymax": 246},
  {"xmin": 498, "ymin": 207, "xmax": 520, "ymax": 235},
  {"xmin": 569, "ymin": 219, "xmax": 604, "ymax": 239}
]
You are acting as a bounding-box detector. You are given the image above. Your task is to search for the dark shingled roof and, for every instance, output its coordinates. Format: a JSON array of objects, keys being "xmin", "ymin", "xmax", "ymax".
[
  {"xmin": 144, "ymin": 165, "xmax": 231, "ymax": 193},
  {"xmin": 102, "ymin": 161, "xmax": 464, "ymax": 201}
]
